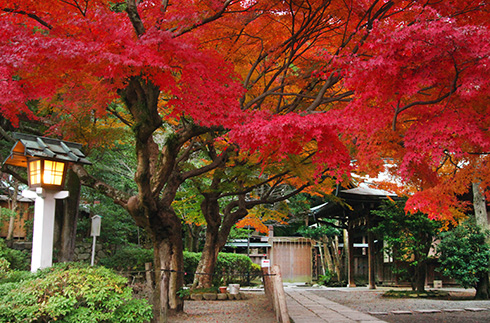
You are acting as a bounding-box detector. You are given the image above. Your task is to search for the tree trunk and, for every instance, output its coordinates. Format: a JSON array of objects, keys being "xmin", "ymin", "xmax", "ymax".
[
  {"xmin": 414, "ymin": 262, "xmax": 427, "ymax": 293},
  {"xmin": 332, "ymin": 236, "xmax": 342, "ymax": 281},
  {"xmin": 193, "ymin": 191, "xmax": 248, "ymax": 289},
  {"xmin": 184, "ymin": 224, "xmax": 201, "ymax": 252},
  {"xmin": 152, "ymin": 223, "xmax": 185, "ymax": 322},
  {"xmin": 472, "ymin": 181, "xmax": 490, "ymax": 299},
  {"xmin": 322, "ymin": 237, "xmax": 335, "ymax": 275},
  {"xmin": 475, "ymin": 272, "xmax": 490, "ymax": 300},
  {"xmin": 53, "ymin": 170, "xmax": 81, "ymax": 262},
  {"xmin": 473, "ymin": 181, "xmax": 489, "ymax": 239},
  {"xmin": 193, "ymin": 220, "xmax": 222, "ymax": 288}
]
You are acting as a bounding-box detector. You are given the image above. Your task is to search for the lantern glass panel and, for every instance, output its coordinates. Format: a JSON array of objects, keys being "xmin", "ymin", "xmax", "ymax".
[
  {"xmin": 43, "ymin": 160, "xmax": 65, "ymax": 185},
  {"xmin": 29, "ymin": 160, "xmax": 42, "ymax": 186}
]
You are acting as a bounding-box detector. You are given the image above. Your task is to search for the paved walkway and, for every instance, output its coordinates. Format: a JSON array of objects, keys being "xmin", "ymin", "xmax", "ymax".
[{"xmin": 285, "ymin": 289, "xmax": 386, "ymax": 323}]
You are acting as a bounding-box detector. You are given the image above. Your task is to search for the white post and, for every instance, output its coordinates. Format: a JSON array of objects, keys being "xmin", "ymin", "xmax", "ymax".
[
  {"xmin": 23, "ymin": 188, "xmax": 69, "ymax": 272},
  {"xmin": 91, "ymin": 235, "xmax": 97, "ymax": 266},
  {"xmin": 90, "ymin": 215, "xmax": 101, "ymax": 266}
]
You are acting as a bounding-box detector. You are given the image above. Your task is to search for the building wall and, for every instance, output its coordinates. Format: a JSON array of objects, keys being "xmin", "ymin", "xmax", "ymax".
[
  {"xmin": 270, "ymin": 237, "xmax": 312, "ymax": 283},
  {"xmin": 0, "ymin": 199, "xmax": 34, "ymax": 239}
]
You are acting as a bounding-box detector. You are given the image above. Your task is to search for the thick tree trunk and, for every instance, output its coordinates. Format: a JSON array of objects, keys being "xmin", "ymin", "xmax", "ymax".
[
  {"xmin": 184, "ymin": 224, "xmax": 201, "ymax": 252},
  {"xmin": 193, "ymin": 191, "xmax": 247, "ymax": 289},
  {"xmin": 414, "ymin": 262, "xmax": 427, "ymax": 293},
  {"xmin": 473, "ymin": 181, "xmax": 490, "ymax": 299},
  {"xmin": 473, "ymin": 181, "xmax": 489, "ymax": 236},
  {"xmin": 193, "ymin": 221, "xmax": 222, "ymax": 288},
  {"xmin": 152, "ymin": 223, "xmax": 184, "ymax": 322},
  {"xmin": 58, "ymin": 170, "xmax": 81, "ymax": 262},
  {"xmin": 475, "ymin": 272, "xmax": 490, "ymax": 300}
]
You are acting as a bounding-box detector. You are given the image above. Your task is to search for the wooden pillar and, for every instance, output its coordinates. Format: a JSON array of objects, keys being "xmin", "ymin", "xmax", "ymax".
[
  {"xmin": 347, "ymin": 226, "xmax": 356, "ymax": 287},
  {"xmin": 367, "ymin": 215, "xmax": 376, "ymax": 289}
]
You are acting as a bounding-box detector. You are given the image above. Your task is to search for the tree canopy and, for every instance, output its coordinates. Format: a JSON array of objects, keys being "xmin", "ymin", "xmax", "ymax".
[{"xmin": 1, "ymin": 0, "xmax": 490, "ymax": 317}]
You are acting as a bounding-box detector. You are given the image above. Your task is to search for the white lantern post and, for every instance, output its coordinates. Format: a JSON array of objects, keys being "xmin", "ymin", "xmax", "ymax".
[{"xmin": 3, "ymin": 133, "xmax": 91, "ymax": 272}]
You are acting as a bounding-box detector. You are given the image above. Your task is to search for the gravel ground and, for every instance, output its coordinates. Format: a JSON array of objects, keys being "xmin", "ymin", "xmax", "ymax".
[
  {"xmin": 165, "ymin": 287, "xmax": 490, "ymax": 323},
  {"xmin": 168, "ymin": 292, "xmax": 276, "ymax": 323},
  {"xmin": 310, "ymin": 287, "xmax": 490, "ymax": 323}
]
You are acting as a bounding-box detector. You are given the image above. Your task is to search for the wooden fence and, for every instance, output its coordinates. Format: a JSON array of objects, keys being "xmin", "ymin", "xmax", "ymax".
[{"xmin": 262, "ymin": 264, "xmax": 289, "ymax": 323}]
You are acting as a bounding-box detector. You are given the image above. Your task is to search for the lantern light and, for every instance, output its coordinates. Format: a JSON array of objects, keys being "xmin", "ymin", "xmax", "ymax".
[{"xmin": 27, "ymin": 159, "xmax": 67, "ymax": 188}]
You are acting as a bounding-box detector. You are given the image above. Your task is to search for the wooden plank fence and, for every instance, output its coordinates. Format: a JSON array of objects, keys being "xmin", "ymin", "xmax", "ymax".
[{"xmin": 262, "ymin": 265, "xmax": 289, "ymax": 323}]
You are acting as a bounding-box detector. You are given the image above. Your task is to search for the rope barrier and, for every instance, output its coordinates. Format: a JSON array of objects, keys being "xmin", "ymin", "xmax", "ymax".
[{"xmin": 117, "ymin": 268, "xmax": 276, "ymax": 277}]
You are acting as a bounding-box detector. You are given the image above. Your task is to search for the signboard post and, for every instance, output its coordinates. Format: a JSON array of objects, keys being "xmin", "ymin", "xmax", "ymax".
[
  {"xmin": 90, "ymin": 215, "xmax": 101, "ymax": 266},
  {"xmin": 261, "ymin": 259, "xmax": 271, "ymax": 268}
]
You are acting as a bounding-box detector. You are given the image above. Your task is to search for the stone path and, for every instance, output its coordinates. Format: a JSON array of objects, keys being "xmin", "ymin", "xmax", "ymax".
[
  {"xmin": 286, "ymin": 286, "xmax": 490, "ymax": 323},
  {"xmin": 286, "ymin": 290, "xmax": 386, "ymax": 323}
]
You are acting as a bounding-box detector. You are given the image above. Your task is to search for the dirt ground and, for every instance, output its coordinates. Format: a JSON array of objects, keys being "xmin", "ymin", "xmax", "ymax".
[{"xmin": 168, "ymin": 292, "xmax": 276, "ymax": 323}]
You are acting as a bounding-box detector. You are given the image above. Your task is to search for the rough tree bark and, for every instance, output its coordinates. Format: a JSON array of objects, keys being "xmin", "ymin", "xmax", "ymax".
[
  {"xmin": 54, "ymin": 170, "xmax": 81, "ymax": 262},
  {"xmin": 150, "ymin": 211, "xmax": 185, "ymax": 318},
  {"xmin": 192, "ymin": 174, "xmax": 308, "ymax": 289},
  {"xmin": 193, "ymin": 193, "xmax": 247, "ymax": 289},
  {"xmin": 193, "ymin": 193, "xmax": 223, "ymax": 288},
  {"xmin": 473, "ymin": 181, "xmax": 490, "ymax": 299}
]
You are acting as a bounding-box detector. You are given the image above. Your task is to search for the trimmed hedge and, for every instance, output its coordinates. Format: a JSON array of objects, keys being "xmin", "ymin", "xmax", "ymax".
[
  {"xmin": 101, "ymin": 246, "xmax": 260, "ymax": 286},
  {"xmin": 99, "ymin": 244, "xmax": 153, "ymax": 271},
  {"xmin": 184, "ymin": 251, "xmax": 261, "ymax": 286}
]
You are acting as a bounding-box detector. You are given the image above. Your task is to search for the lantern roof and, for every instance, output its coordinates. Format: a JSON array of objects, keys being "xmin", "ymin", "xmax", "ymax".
[{"xmin": 3, "ymin": 133, "xmax": 92, "ymax": 168}]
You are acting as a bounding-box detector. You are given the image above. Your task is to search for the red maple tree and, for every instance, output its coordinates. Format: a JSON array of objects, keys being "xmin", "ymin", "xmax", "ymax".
[{"xmin": 1, "ymin": 0, "xmax": 490, "ymax": 319}]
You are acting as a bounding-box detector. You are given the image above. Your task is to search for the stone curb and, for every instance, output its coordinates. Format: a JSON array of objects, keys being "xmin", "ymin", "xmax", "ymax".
[
  {"xmin": 189, "ymin": 292, "xmax": 245, "ymax": 301},
  {"xmin": 368, "ymin": 307, "xmax": 489, "ymax": 315}
]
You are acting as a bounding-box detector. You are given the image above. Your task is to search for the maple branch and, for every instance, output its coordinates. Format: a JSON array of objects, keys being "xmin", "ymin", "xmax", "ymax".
[
  {"xmin": 392, "ymin": 63, "xmax": 460, "ymax": 131},
  {"xmin": 71, "ymin": 164, "xmax": 131, "ymax": 207},
  {"xmin": 304, "ymin": 71, "xmax": 341, "ymax": 112},
  {"xmin": 59, "ymin": 0, "xmax": 88, "ymax": 16},
  {"xmin": 151, "ymin": 124, "xmax": 210, "ymax": 195},
  {"xmin": 175, "ymin": 0, "xmax": 233, "ymax": 37},
  {"xmin": 181, "ymin": 152, "xmax": 228, "ymax": 181},
  {"xmin": 0, "ymin": 165, "xmax": 27, "ymax": 186},
  {"xmin": 220, "ymin": 171, "xmax": 291, "ymax": 198},
  {"xmin": 2, "ymin": 8, "xmax": 52, "ymax": 29},
  {"xmin": 242, "ymin": 183, "xmax": 308, "ymax": 212},
  {"xmin": 161, "ymin": 0, "xmax": 169, "ymax": 13},
  {"xmin": 126, "ymin": 0, "xmax": 146, "ymax": 36},
  {"xmin": 107, "ymin": 106, "xmax": 133, "ymax": 128}
]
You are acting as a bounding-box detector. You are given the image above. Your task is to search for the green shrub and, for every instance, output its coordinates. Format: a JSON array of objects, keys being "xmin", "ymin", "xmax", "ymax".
[
  {"xmin": 0, "ymin": 262, "xmax": 153, "ymax": 323},
  {"xmin": 183, "ymin": 252, "xmax": 256, "ymax": 286},
  {"xmin": 99, "ymin": 244, "xmax": 153, "ymax": 271},
  {"xmin": 183, "ymin": 251, "xmax": 201, "ymax": 285},
  {"xmin": 317, "ymin": 270, "xmax": 333, "ymax": 286},
  {"xmin": 215, "ymin": 253, "xmax": 253, "ymax": 286},
  {"xmin": 437, "ymin": 218, "xmax": 490, "ymax": 293},
  {"xmin": 0, "ymin": 269, "xmax": 33, "ymax": 284},
  {"xmin": 0, "ymin": 239, "xmax": 29, "ymax": 271}
]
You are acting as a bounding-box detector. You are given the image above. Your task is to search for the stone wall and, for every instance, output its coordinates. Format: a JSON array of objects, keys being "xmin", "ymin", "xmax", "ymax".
[
  {"xmin": 12, "ymin": 241, "xmax": 117, "ymax": 265},
  {"xmin": 73, "ymin": 242, "xmax": 117, "ymax": 264}
]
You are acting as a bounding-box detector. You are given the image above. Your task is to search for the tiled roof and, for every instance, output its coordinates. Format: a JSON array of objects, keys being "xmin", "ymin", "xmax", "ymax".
[{"xmin": 3, "ymin": 133, "xmax": 91, "ymax": 168}]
